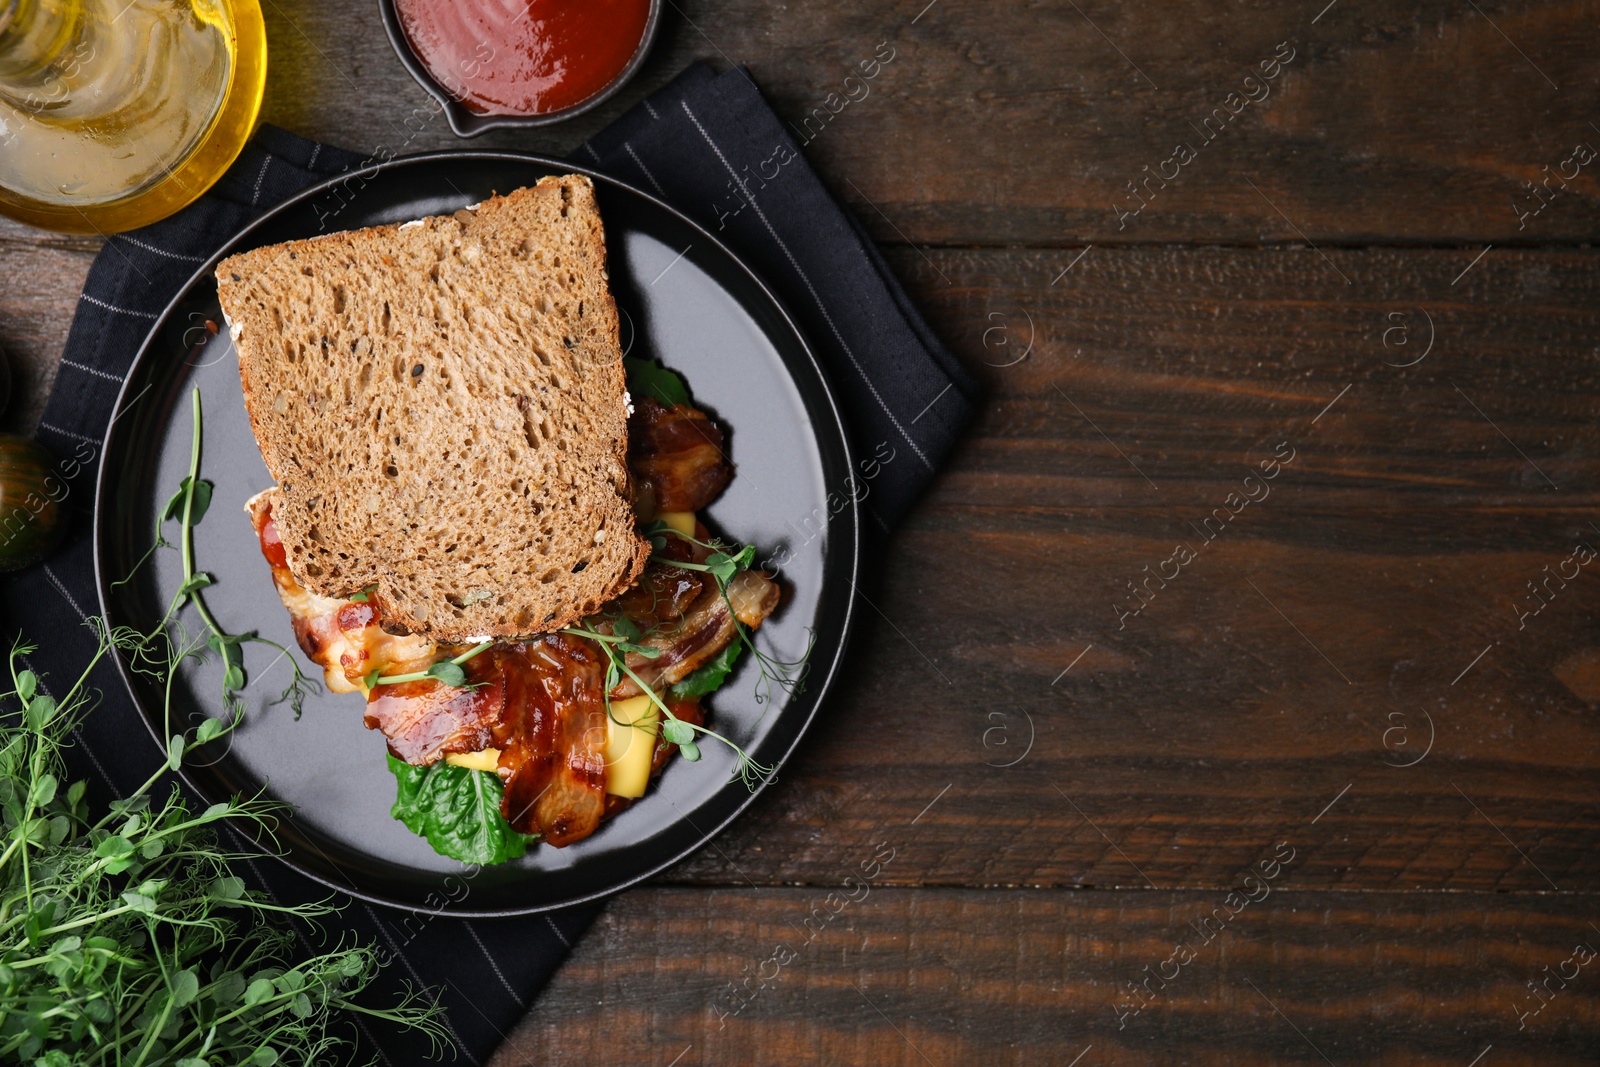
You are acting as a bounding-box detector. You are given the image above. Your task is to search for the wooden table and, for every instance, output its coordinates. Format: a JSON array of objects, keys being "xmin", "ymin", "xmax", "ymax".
[{"xmin": 5, "ymin": 2, "xmax": 1599, "ymax": 1063}]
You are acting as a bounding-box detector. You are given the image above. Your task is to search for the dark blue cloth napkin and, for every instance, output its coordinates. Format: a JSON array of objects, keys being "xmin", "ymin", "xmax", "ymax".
[{"xmin": 2, "ymin": 62, "xmax": 975, "ymax": 1063}]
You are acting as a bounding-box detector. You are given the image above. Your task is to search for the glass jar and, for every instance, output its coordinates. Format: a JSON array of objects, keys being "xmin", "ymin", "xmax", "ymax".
[{"xmin": 0, "ymin": 0, "xmax": 266, "ymax": 234}]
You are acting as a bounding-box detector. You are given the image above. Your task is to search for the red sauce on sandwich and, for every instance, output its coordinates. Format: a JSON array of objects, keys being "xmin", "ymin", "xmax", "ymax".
[
  {"xmin": 394, "ymin": 0, "xmax": 651, "ymax": 116},
  {"xmin": 257, "ymin": 508, "xmax": 289, "ymax": 568}
]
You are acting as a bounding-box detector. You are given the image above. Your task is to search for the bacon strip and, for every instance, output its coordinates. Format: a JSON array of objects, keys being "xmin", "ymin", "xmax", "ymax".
[
  {"xmin": 362, "ymin": 649, "xmax": 506, "ymax": 765},
  {"xmin": 629, "ymin": 398, "xmax": 733, "ymax": 516},
  {"xmin": 612, "ymin": 569, "xmax": 780, "ymax": 698},
  {"xmin": 248, "ymin": 494, "xmax": 435, "ymax": 694},
  {"xmin": 491, "ymin": 637, "xmax": 606, "ymax": 844}
]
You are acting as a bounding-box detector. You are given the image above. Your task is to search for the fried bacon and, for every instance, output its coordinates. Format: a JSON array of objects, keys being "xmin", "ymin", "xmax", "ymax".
[
  {"xmin": 248, "ymin": 494, "xmax": 434, "ymax": 696},
  {"xmin": 361, "ymin": 649, "xmax": 504, "ymax": 765},
  {"xmin": 604, "ymin": 533, "xmax": 780, "ymax": 697},
  {"xmin": 629, "ymin": 397, "xmax": 733, "ymax": 516},
  {"xmin": 494, "ymin": 636, "xmax": 610, "ymax": 845},
  {"xmin": 611, "ymin": 569, "xmax": 779, "ymax": 698},
  {"xmin": 249, "ymin": 396, "xmax": 778, "ymax": 848}
]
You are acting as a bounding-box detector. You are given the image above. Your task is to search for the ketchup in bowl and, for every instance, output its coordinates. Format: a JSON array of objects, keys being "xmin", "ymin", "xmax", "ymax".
[{"xmin": 394, "ymin": 0, "xmax": 652, "ymax": 117}]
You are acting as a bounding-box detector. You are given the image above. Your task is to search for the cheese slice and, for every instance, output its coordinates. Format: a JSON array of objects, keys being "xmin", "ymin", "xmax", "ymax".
[
  {"xmin": 444, "ymin": 748, "xmax": 501, "ymax": 772},
  {"xmin": 604, "ymin": 695, "xmax": 659, "ymax": 798},
  {"xmin": 658, "ymin": 511, "xmax": 696, "ymax": 538}
]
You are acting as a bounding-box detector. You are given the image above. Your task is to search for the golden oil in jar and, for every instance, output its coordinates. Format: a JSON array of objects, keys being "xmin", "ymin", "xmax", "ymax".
[{"xmin": 0, "ymin": 0, "xmax": 266, "ymax": 234}]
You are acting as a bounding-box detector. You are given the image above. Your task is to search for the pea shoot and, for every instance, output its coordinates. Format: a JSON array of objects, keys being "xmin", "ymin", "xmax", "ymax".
[
  {"xmin": 562, "ymin": 621, "xmax": 776, "ymax": 789},
  {"xmin": 0, "ymin": 485, "xmax": 450, "ymax": 1063},
  {"xmin": 120, "ymin": 388, "xmax": 319, "ymax": 719},
  {"xmin": 641, "ymin": 519, "xmax": 813, "ymax": 710},
  {"xmin": 558, "ymin": 521, "xmax": 811, "ymax": 791},
  {"xmin": 364, "ymin": 640, "xmax": 494, "ymax": 691}
]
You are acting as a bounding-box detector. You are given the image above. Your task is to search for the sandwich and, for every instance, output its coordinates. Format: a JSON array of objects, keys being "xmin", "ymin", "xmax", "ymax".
[{"xmin": 217, "ymin": 176, "xmax": 789, "ymax": 863}]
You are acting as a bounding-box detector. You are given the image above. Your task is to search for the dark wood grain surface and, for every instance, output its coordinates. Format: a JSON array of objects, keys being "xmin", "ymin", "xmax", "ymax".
[{"xmin": 3, "ymin": 1, "xmax": 1598, "ymax": 1064}]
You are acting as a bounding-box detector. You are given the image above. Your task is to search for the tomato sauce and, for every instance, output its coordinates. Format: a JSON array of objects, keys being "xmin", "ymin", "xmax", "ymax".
[
  {"xmin": 256, "ymin": 509, "xmax": 288, "ymax": 568},
  {"xmin": 394, "ymin": 0, "xmax": 651, "ymax": 116}
]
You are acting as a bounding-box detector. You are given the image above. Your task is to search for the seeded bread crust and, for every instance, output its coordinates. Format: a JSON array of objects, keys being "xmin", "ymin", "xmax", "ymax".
[{"xmin": 216, "ymin": 176, "xmax": 648, "ymax": 642}]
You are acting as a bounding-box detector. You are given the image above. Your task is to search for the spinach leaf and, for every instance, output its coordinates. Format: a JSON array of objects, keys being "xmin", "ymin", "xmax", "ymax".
[
  {"xmin": 624, "ymin": 356, "xmax": 691, "ymax": 407},
  {"xmin": 387, "ymin": 755, "xmax": 534, "ymax": 865},
  {"xmin": 670, "ymin": 641, "xmax": 745, "ymax": 698}
]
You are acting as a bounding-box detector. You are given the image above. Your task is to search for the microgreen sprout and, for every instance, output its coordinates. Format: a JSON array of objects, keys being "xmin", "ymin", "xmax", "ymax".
[
  {"xmin": 365, "ymin": 640, "xmax": 494, "ymax": 691},
  {"xmin": 562, "ymin": 622, "xmax": 775, "ymax": 789},
  {"xmin": 642, "ymin": 520, "xmax": 813, "ymax": 709},
  {"xmin": 121, "ymin": 388, "xmax": 319, "ymax": 719},
  {"xmin": 558, "ymin": 520, "xmax": 812, "ymax": 792},
  {"xmin": 0, "ymin": 598, "xmax": 448, "ymax": 1058}
]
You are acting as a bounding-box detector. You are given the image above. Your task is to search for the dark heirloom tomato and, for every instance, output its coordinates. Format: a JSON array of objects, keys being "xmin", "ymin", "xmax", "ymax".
[{"xmin": 0, "ymin": 435, "xmax": 66, "ymax": 572}]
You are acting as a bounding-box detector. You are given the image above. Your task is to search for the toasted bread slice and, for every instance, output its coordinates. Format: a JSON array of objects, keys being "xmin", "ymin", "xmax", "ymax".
[{"xmin": 216, "ymin": 175, "xmax": 648, "ymax": 642}]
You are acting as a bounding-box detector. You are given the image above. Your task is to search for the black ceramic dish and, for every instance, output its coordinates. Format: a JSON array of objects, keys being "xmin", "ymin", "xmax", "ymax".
[
  {"xmin": 94, "ymin": 152, "xmax": 858, "ymax": 916},
  {"xmin": 377, "ymin": 0, "xmax": 663, "ymax": 137}
]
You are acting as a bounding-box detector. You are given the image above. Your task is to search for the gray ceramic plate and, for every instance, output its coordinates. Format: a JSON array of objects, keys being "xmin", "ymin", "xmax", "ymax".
[{"xmin": 94, "ymin": 152, "xmax": 858, "ymax": 916}]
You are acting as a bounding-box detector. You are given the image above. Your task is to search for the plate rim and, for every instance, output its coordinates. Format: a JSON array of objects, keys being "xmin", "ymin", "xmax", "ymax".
[{"xmin": 92, "ymin": 149, "xmax": 860, "ymax": 916}]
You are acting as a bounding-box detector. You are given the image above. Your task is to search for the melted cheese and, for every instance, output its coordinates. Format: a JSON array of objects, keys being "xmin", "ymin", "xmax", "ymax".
[
  {"xmin": 445, "ymin": 748, "xmax": 501, "ymax": 772},
  {"xmin": 258, "ymin": 530, "xmax": 435, "ymax": 694},
  {"xmin": 604, "ymin": 695, "xmax": 659, "ymax": 798},
  {"xmin": 658, "ymin": 511, "xmax": 696, "ymax": 538}
]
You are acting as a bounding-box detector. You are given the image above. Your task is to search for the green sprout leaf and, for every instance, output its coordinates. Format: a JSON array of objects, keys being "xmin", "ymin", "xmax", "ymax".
[
  {"xmin": 209, "ymin": 633, "xmax": 248, "ymax": 692},
  {"xmin": 26, "ymin": 694, "xmax": 54, "ymax": 732},
  {"xmin": 28, "ymin": 773, "xmax": 57, "ymax": 807},
  {"xmin": 178, "ymin": 572, "xmax": 214, "ymax": 597},
  {"xmin": 425, "ymin": 660, "xmax": 466, "ymax": 687},
  {"xmin": 660, "ymin": 719, "xmax": 694, "ymax": 746},
  {"xmin": 171, "ymin": 969, "xmax": 201, "ymax": 1007},
  {"xmin": 121, "ymin": 889, "xmax": 158, "ymax": 914},
  {"xmin": 370, "ymin": 641, "xmax": 493, "ymax": 691},
  {"xmin": 161, "ymin": 476, "xmax": 213, "ymax": 525},
  {"xmin": 94, "ymin": 835, "xmax": 134, "ymax": 862},
  {"xmin": 704, "ymin": 552, "xmax": 738, "ymax": 585},
  {"xmin": 623, "ymin": 356, "xmax": 691, "ymax": 407},
  {"xmin": 210, "ymin": 875, "xmax": 247, "ymax": 902}
]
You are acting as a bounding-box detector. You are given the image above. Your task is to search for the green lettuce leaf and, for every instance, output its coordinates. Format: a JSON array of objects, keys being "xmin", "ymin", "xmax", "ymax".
[
  {"xmin": 624, "ymin": 356, "xmax": 691, "ymax": 407},
  {"xmin": 387, "ymin": 755, "xmax": 534, "ymax": 865},
  {"xmin": 670, "ymin": 641, "xmax": 745, "ymax": 698}
]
